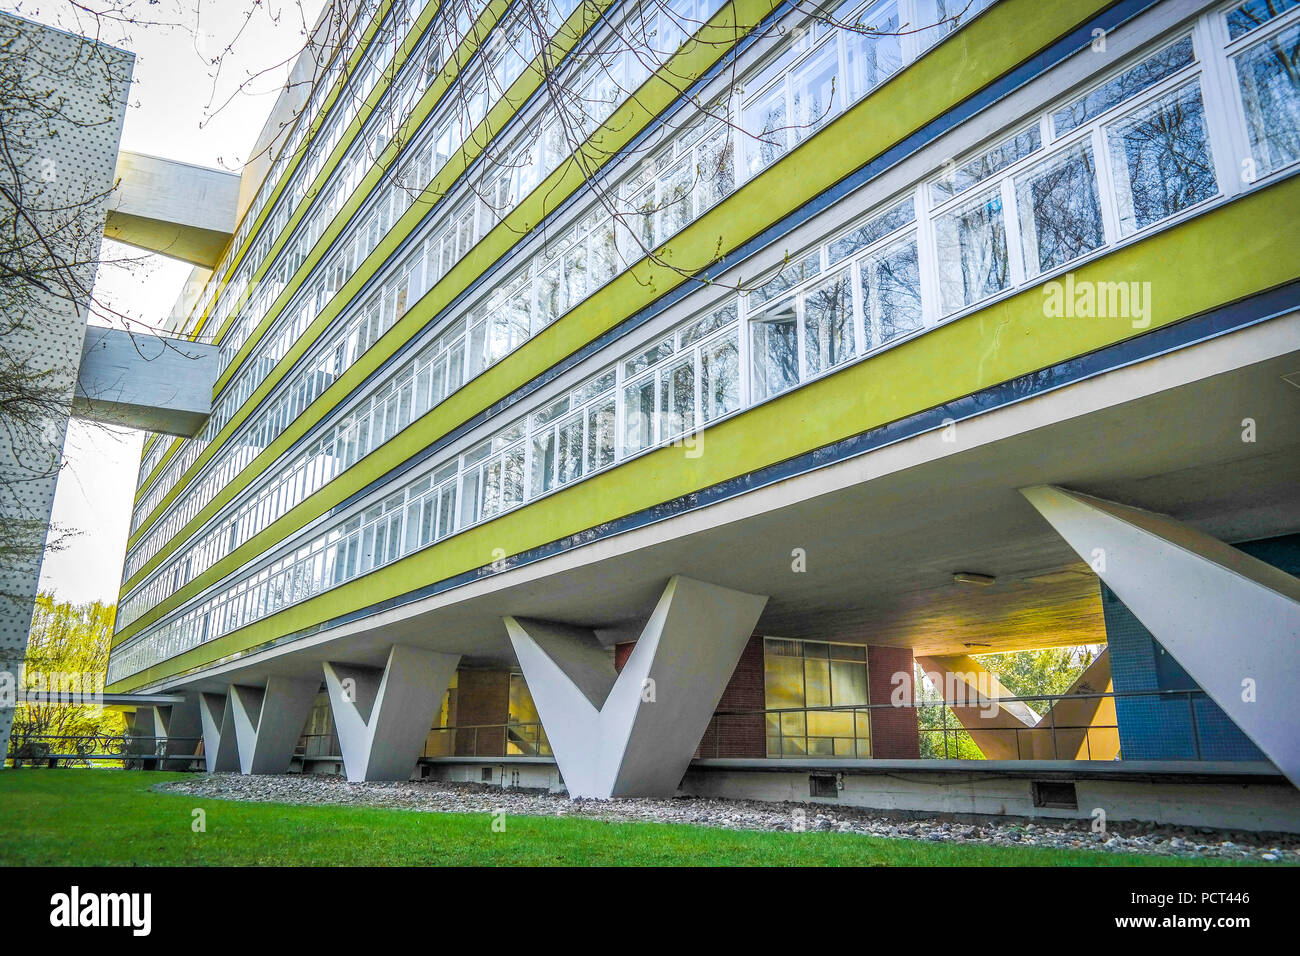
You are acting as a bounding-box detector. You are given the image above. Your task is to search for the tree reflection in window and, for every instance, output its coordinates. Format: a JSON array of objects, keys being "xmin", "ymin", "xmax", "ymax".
[{"xmin": 1107, "ymin": 82, "xmax": 1218, "ymax": 235}]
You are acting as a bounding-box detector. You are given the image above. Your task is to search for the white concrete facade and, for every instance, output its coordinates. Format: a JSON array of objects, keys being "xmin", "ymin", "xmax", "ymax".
[
  {"xmin": 323, "ymin": 645, "xmax": 460, "ymax": 782},
  {"xmin": 506, "ymin": 575, "xmax": 767, "ymax": 798}
]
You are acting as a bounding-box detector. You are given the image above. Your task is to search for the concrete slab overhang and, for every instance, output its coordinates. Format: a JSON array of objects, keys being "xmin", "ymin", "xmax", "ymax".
[
  {"xmin": 142, "ymin": 313, "xmax": 1300, "ymax": 696},
  {"xmin": 104, "ymin": 150, "xmax": 239, "ymax": 267},
  {"xmin": 73, "ymin": 325, "xmax": 216, "ymax": 437}
]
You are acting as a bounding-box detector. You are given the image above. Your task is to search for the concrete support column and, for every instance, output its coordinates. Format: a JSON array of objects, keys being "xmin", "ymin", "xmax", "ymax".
[
  {"xmin": 1022, "ymin": 485, "xmax": 1300, "ymax": 786},
  {"xmin": 323, "ymin": 645, "xmax": 460, "ymax": 782},
  {"xmin": 153, "ymin": 691, "xmax": 203, "ymax": 770},
  {"xmin": 198, "ymin": 691, "xmax": 239, "ymax": 773},
  {"xmin": 505, "ymin": 575, "xmax": 767, "ymax": 799},
  {"xmin": 228, "ymin": 676, "xmax": 318, "ymax": 775}
]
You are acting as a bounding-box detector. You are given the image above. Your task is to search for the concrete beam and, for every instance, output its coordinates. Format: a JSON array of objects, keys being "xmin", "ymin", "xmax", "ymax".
[
  {"xmin": 505, "ymin": 575, "xmax": 767, "ymax": 798},
  {"xmin": 1022, "ymin": 485, "xmax": 1300, "ymax": 787},
  {"xmin": 73, "ymin": 326, "xmax": 216, "ymax": 437},
  {"xmin": 323, "ymin": 645, "xmax": 460, "ymax": 782},
  {"xmin": 228, "ymin": 676, "xmax": 317, "ymax": 775},
  {"xmin": 198, "ymin": 691, "xmax": 238, "ymax": 773},
  {"xmin": 105, "ymin": 150, "xmax": 239, "ymax": 267}
]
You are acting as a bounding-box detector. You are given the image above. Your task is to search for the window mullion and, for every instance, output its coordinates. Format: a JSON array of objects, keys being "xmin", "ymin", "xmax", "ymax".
[
  {"xmin": 1195, "ymin": 11, "xmax": 1248, "ymax": 199},
  {"xmin": 913, "ymin": 185, "xmax": 941, "ymax": 328}
]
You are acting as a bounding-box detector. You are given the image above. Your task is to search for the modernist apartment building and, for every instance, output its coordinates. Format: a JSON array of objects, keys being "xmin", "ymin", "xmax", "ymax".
[{"xmin": 104, "ymin": 0, "xmax": 1300, "ymax": 826}]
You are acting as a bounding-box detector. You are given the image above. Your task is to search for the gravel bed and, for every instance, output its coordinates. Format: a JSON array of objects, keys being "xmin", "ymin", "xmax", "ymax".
[{"xmin": 156, "ymin": 773, "xmax": 1298, "ymax": 862}]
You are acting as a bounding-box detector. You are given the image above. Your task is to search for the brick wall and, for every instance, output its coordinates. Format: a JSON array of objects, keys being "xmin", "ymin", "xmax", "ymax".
[
  {"xmin": 867, "ymin": 645, "xmax": 920, "ymax": 759},
  {"xmin": 615, "ymin": 635, "xmax": 766, "ymax": 758},
  {"xmin": 697, "ymin": 635, "xmax": 766, "ymax": 759},
  {"xmin": 454, "ymin": 669, "xmax": 509, "ymax": 757}
]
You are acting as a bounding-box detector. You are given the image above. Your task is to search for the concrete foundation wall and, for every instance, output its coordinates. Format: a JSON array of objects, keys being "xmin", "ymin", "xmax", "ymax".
[{"xmin": 680, "ymin": 767, "xmax": 1300, "ymax": 834}]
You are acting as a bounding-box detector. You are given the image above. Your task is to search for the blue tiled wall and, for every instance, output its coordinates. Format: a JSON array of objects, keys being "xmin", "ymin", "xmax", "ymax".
[{"xmin": 1103, "ymin": 532, "xmax": 1299, "ymax": 762}]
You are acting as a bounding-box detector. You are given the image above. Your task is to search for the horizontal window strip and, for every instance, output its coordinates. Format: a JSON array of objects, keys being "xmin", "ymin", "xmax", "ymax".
[
  {"xmin": 126, "ymin": 0, "xmax": 636, "ymax": 548},
  {"xmin": 119, "ymin": 0, "xmax": 779, "ymax": 590},
  {"xmin": 114, "ymin": 0, "xmax": 1237, "ymax": 658},
  {"xmin": 129, "ymin": 0, "xmax": 500, "ymax": 511},
  {"xmin": 113, "ymin": 0, "xmax": 1083, "ymax": 634},
  {"xmin": 131, "ymin": 0, "xmax": 400, "ymax": 496},
  {"xmin": 106, "ymin": 188, "xmax": 1300, "ymax": 688}
]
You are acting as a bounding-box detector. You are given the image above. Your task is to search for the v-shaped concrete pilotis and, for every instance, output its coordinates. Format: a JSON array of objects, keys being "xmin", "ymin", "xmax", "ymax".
[
  {"xmin": 323, "ymin": 645, "xmax": 460, "ymax": 782},
  {"xmin": 228, "ymin": 676, "xmax": 318, "ymax": 775},
  {"xmin": 152, "ymin": 692, "xmax": 203, "ymax": 770},
  {"xmin": 505, "ymin": 575, "xmax": 767, "ymax": 799},
  {"xmin": 198, "ymin": 691, "xmax": 239, "ymax": 773},
  {"xmin": 1022, "ymin": 485, "xmax": 1300, "ymax": 787}
]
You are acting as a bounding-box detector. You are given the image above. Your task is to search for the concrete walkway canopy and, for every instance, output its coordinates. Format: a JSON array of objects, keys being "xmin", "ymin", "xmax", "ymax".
[
  {"xmin": 73, "ymin": 326, "xmax": 216, "ymax": 437},
  {"xmin": 104, "ymin": 150, "xmax": 239, "ymax": 268}
]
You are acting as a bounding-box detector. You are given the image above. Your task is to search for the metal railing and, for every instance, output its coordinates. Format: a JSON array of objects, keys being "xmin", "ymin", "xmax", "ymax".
[
  {"xmin": 294, "ymin": 721, "xmax": 553, "ymax": 763},
  {"xmin": 699, "ymin": 688, "xmax": 1214, "ymax": 760},
  {"xmin": 299, "ymin": 690, "xmax": 1212, "ymax": 764},
  {"xmin": 5, "ymin": 733, "xmax": 203, "ymax": 769},
  {"xmin": 24, "ymin": 688, "xmax": 1217, "ymax": 770}
]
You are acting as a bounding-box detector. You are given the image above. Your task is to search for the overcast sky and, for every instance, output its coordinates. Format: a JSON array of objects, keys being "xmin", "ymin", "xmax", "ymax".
[{"xmin": 3, "ymin": 0, "xmax": 328, "ymax": 605}]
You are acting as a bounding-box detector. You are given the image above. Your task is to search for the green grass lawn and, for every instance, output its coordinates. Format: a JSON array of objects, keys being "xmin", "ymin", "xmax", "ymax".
[{"xmin": 0, "ymin": 769, "xmax": 1253, "ymax": 866}]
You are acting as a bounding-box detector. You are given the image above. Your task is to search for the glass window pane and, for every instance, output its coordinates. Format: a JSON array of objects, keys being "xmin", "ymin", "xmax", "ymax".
[
  {"xmin": 932, "ymin": 127, "xmax": 1041, "ymax": 203},
  {"xmin": 804, "ymin": 269, "xmax": 856, "ymax": 376},
  {"xmin": 750, "ymin": 298, "xmax": 800, "ymax": 399},
  {"xmin": 843, "ymin": 0, "xmax": 903, "ymax": 100},
  {"xmin": 1015, "ymin": 142, "xmax": 1106, "ymax": 277},
  {"xmin": 831, "ymin": 660, "xmax": 869, "ymax": 706},
  {"xmin": 623, "ymin": 376, "xmax": 656, "ymax": 454},
  {"xmin": 935, "ymin": 188, "xmax": 1009, "ymax": 315},
  {"xmin": 660, "ymin": 357, "xmax": 696, "ymax": 440},
  {"xmin": 750, "ymin": 252, "xmax": 820, "ymax": 307},
  {"xmin": 744, "ymin": 79, "xmax": 788, "ymax": 176},
  {"xmin": 657, "ymin": 158, "xmax": 694, "ymax": 239},
  {"xmin": 587, "ymin": 399, "xmax": 616, "ymax": 469},
  {"xmin": 1226, "ymin": 0, "xmax": 1299, "ymax": 39},
  {"xmin": 1106, "ymin": 82, "xmax": 1218, "ymax": 235},
  {"xmin": 531, "ymin": 431, "xmax": 556, "ymax": 496},
  {"xmin": 1053, "ymin": 37, "xmax": 1195, "ymax": 135},
  {"xmin": 695, "ymin": 124, "xmax": 735, "ymax": 210},
  {"xmin": 1235, "ymin": 24, "xmax": 1300, "ymax": 177},
  {"xmin": 804, "ymin": 658, "xmax": 832, "ymax": 707},
  {"xmin": 828, "ymin": 196, "xmax": 915, "ymax": 265},
  {"xmin": 860, "ymin": 233, "xmax": 922, "ymax": 347},
  {"xmin": 764, "ymin": 651, "xmax": 804, "ymax": 710},
  {"xmin": 808, "ymin": 709, "xmax": 853, "ymax": 738},
  {"xmin": 557, "ymin": 414, "xmax": 584, "ymax": 485},
  {"xmin": 503, "ymin": 449, "xmax": 525, "ymax": 508},
  {"xmin": 700, "ymin": 334, "xmax": 740, "ymax": 423},
  {"xmin": 791, "ymin": 40, "xmax": 840, "ymax": 142}
]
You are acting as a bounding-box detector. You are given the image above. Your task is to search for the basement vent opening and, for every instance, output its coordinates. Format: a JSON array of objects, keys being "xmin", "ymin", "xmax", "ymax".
[
  {"xmin": 481, "ymin": 767, "xmax": 493, "ymax": 783},
  {"xmin": 1031, "ymin": 780, "xmax": 1078, "ymax": 809},
  {"xmin": 809, "ymin": 774, "xmax": 839, "ymax": 799}
]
